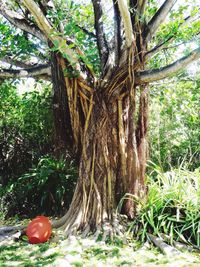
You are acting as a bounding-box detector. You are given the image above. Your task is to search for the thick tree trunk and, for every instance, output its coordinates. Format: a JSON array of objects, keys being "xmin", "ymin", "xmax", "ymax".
[
  {"xmin": 51, "ymin": 49, "xmax": 149, "ymax": 234},
  {"xmin": 51, "ymin": 52, "xmax": 74, "ymax": 157}
]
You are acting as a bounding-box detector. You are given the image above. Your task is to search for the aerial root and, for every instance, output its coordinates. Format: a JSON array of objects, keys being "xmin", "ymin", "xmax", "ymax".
[
  {"xmin": 93, "ymin": 225, "xmax": 101, "ymax": 241},
  {"xmin": 56, "ymin": 213, "xmax": 129, "ymax": 244}
]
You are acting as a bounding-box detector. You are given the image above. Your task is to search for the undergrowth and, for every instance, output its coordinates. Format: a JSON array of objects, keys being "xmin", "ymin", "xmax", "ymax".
[
  {"xmin": 0, "ymin": 156, "xmax": 78, "ymax": 219},
  {"xmin": 129, "ymin": 163, "xmax": 200, "ymax": 248}
]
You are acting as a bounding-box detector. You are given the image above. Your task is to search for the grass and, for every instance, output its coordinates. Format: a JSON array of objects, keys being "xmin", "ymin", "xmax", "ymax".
[
  {"xmin": 0, "ymin": 232, "xmax": 200, "ymax": 267},
  {"xmin": 0, "ymin": 241, "xmax": 60, "ymax": 267}
]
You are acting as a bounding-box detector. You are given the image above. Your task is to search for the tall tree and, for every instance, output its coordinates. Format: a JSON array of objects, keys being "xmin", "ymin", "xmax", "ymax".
[{"xmin": 0, "ymin": 0, "xmax": 199, "ymax": 235}]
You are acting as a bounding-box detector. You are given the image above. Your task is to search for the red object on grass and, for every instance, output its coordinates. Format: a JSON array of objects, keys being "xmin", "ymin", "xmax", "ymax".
[{"xmin": 26, "ymin": 216, "xmax": 52, "ymax": 244}]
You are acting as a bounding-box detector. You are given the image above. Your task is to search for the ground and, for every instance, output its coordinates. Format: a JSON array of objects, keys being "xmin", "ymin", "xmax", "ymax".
[{"xmin": 0, "ymin": 229, "xmax": 200, "ymax": 267}]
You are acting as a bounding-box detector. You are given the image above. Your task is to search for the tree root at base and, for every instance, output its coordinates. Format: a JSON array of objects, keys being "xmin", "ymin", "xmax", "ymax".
[
  {"xmin": 0, "ymin": 213, "xmax": 130, "ymax": 244},
  {"xmin": 54, "ymin": 214, "xmax": 130, "ymax": 244},
  {"xmin": 147, "ymin": 233, "xmax": 182, "ymax": 256}
]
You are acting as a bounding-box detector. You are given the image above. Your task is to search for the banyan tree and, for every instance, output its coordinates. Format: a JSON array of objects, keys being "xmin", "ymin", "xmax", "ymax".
[{"xmin": 0, "ymin": 0, "xmax": 199, "ymax": 235}]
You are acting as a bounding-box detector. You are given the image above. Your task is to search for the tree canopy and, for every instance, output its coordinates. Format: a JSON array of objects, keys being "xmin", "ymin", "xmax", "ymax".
[{"xmin": 0, "ymin": 0, "xmax": 199, "ymax": 82}]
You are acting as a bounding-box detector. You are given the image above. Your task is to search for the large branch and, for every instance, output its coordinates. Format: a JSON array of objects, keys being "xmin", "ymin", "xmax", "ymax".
[
  {"xmin": 144, "ymin": 0, "xmax": 177, "ymax": 42},
  {"xmin": 92, "ymin": 0, "xmax": 109, "ymax": 69},
  {"xmin": 0, "ymin": 2, "xmax": 46, "ymax": 41},
  {"xmin": 0, "ymin": 64, "xmax": 51, "ymax": 80},
  {"xmin": 118, "ymin": 0, "xmax": 134, "ymax": 47},
  {"xmin": 22, "ymin": 0, "xmax": 54, "ymax": 37},
  {"xmin": 22, "ymin": 0, "xmax": 78, "ymax": 64},
  {"xmin": 136, "ymin": 47, "xmax": 200, "ymax": 83},
  {"xmin": 1, "ymin": 56, "xmax": 40, "ymax": 68}
]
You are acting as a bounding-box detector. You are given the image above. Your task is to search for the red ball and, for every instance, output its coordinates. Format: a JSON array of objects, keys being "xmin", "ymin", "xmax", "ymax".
[{"xmin": 26, "ymin": 216, "xmax": 52, "ymax": 244}]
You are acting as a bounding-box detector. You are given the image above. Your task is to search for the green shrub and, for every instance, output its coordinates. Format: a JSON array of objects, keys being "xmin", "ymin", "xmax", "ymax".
[
  {"xmin": 129, "ymin": 164, "xmax": 200, "ymax": 248},
  {"xmin": 149, "ymin": 78, "xmax": 200, "ymax": 171},
  {"xmin": 1, "ymin": 156, "xmax": 78, "ymax": 218},
  {"xmin": 0, "ymin": 80, "xmax": 53, "ymax": 187}
]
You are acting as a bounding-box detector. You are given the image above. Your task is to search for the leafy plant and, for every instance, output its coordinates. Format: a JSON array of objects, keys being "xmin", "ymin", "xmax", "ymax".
[
  {"xmin": 149, "ymin": 75, "xmax": 200, "ymax": 171},
  {"xmin": 129, "ymin": 164, "xmax": 200, "ymax": 248},
  {"xmin": 2, "ymin": 156, "xmax": 78, "ymax": 217},
  {"xmin": 0, "ymin": 80, "xmax": 53, "ymax": 187}
]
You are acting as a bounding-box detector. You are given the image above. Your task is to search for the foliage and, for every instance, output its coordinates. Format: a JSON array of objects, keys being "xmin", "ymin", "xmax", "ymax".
[
  {"xmin": 19, "ymin": 84, "xmax": 53, "ymax": 148},
  {"xmin": 130, "ymin": 164, "xmax": 200, "ymax": 248},
  {"xmin": 0, "ymin": 156, "xmax": 78, "ymax": 218},
  {"xmin": 0, "ymin": 80, "xmax": 53, "ymax": 187},
  {"xmin": 149, "ymin": 75, "xmax": 200, "ymax": 171},
  {"xmin": 0, "ymin": 16, "xmax": 47, "ymax": 63},
  {"xmin": 147, "ymin": 1, "xmax": 200, "ymax": 69},
  {"xmin": 48, "ymin": 0, "xmax": 100, "ymax": 74},
  {"xmin": 0, "ymin": 80, "xmax": 78, "ymax": 218}
]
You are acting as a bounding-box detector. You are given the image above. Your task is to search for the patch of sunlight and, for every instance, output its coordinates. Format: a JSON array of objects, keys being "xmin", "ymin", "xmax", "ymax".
[
  {"xmin": 1, "ymin": 230, "xmax": 200, "ymax": 267},
  {"xmin": 17, "ymin": 78, "xmax": 45, "ymax": 95}
]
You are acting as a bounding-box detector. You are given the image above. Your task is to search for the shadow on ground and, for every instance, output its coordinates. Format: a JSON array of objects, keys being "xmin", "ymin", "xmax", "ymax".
[
  {"xmin": 0, "ymin": 232, "xmax": 200, "ymax": 267},
  {"xmin": 0, "ymin": 241, "xmax": 60, "ymax": 267}
]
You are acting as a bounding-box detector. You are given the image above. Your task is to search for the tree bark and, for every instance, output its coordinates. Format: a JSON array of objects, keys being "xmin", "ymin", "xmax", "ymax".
[
  {"xmin": 51, "ymin": 49, "xmax": 149, "ymax": 233},
  {"xmin": 51, "ymin": 52, "xmax": 74, "ymax": 156}
]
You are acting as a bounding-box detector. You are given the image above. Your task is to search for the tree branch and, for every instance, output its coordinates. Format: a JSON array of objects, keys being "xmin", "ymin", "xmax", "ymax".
[
  {"xmin": 146, "ymin": 36, "xmax": 174, "ymax": 59},
  {"xmin": 146, "ymin": 13, "xmax": 200, "ymax": 59},
  {"xmin": 75, "ymin": 24, "xmax": 96, "ymax": 39},
  {"xmin": 147, "ymin": 34, "xmax": 200, "ymax": 57},
  {"xmin": 136, "ymin": 47, "xmax": 200, "ymax": 83},
  {"xmin": 22, "ymin": 0, "xmax": 81, "ymax": 66},
  {"xmin": 148, "ymin": 234, "xmax": 181, "ymax": 256},
  {"xmin": 0, "ymin": 56, "xmax": 40, "ymax": 69},
  {"xmin": 144, "ymin": 0, "xmax": 177, "ymax": 42},
  {"xmin": 22, "ymin": 0, "xmax": 53, "ymax": 37},
  {"xmin": 91, "ymin": 0, "xmax": 109, "ymax": 69},
  {"xmin": 0, "ymin": 64, "xmax": 51, "ymax": 80},
  {"xmin": 112, "ymin": 0, "xmax": 122, "ymax": 65},
  {"xmin": 118, "ymin": 0, "xmax": 134, "ymax": 47},
  {"xmin": 0, "ymin": 2, "xmax": 46, "ymax": 41}
]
